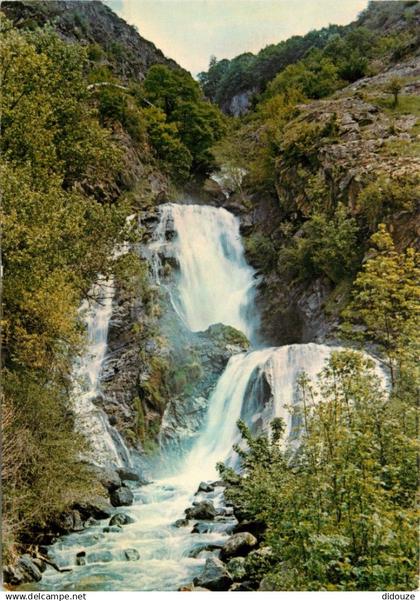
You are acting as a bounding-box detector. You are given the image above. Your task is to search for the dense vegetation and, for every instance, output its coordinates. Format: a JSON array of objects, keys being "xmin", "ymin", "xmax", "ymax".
[
  {"xmin": 0, "ymin": 9, "xmax": 226, "ymax": 561},
  {"xmin": 209, "ymin": 1, "xmax": 419, "ymax": 591},
  {"xmin": 199, "ymin": 1, "xmax": 419, "ymax": 111},
  {"xmin": 219, "ymin": 232, "xmax": 419, "ymax": 590}
]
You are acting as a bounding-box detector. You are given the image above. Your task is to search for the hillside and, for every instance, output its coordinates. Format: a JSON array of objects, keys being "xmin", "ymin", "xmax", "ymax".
[
  {"xmin": 199, "ymin": 0, "xmax": 420, "ymax": 115},
  {"xmin": 2, "ymin": 0, "xmax": 179, "ymax": 81}
]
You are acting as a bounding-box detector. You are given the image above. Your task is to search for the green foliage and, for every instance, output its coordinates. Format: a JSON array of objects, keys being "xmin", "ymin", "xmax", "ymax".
[
  {"xmin": 279, "ymin": 204, "xmax": 361, "ymax": 284},
  {"xmin": 342, "ymin": 225, "xmax": 419, "ymax": 383},
  {"xmin": 142, "ymin": 65, "xmax": 226, "ymax": 173},
  {"xmin": 267, "ymin": 50, "xmax": 342, "ymax": 100},
  {"xmin": 0, "ymin": 16, "xmax": 135, "ymax": 558},
  {"xmin": 221, "ymin": 351, "xmax": 418, "ymax": 591},
  {"xmin": 356, "ymin": 176, "xmax": 418, "ymax": 231}
]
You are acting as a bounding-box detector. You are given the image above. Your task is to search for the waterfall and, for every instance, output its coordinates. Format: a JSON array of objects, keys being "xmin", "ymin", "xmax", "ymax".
[
  {"xmin": 40, "ymin": 202, "xmax": 386, "ymax": 591},
  {"xmin": 182, "ymin": 344, "xmax": 335, "ymax": 481},
  {"xmin": 149, "ymin": 203, "xmax": 256, "ymax": 340},
  {"xmin": 73, "ymin": 278, "xmax": 131, "ymax": 468}
]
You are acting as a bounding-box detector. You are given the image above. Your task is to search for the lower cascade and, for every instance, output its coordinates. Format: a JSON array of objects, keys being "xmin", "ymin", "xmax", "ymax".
[{"xmin": 38, "ymin": 203, "xmax": 383, "ymax": 591}]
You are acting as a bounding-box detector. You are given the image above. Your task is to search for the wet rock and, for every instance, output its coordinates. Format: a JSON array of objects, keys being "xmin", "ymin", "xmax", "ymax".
[
  {"xmin": 76, "ymin": 551, "xmax": 86, "ymax": 566},
  {"xmin": 178, "ymin": 583, "xmax": 211, "ymax": 592},
  {"xmin": 84, "ymin": 517, "xmax": 100, "ymax": 528},
  {"xmin": 103, "ymin": 525, "xmax": 122, "ymax": 533},
  {"xmin": 86, "ymin": 550, "xmax": 113, "ymax": 564},
  {"xmin": 193, "ymin": 556, "xmax": 233, "ymax": 591},
  {"xmin": 74, "ymin": 496, "xmax": 112, "ymax": 520},
  {"xmin": 174, "ymin": 518, "xmax": 189, "ymax": 528},
  {"xmin": 95, "ymin": 467, "xmax": 122, "ymax": 491},
  {"xmin": 233, "ymin": 520, "xmax": 266, "ymax": 540},
  {"xmin": 123, "ymin": 548, "xmax": 140, "ymax": 561},
  {"xmin": 110, "ymin": 485, "xmax": 134, "ymax": 507},
  {"xmin": 188, "ymin": 543, "xmax": 223, "ymax": 558},
  {"xmin": 57, "ymin": 509, "xmax": 84, "ymax": 533},
  {"xmin": 185, "ymin": 500, "xmax": 217, "ymax": 520},
  {"xmin": 3, "ymin": 565, "xmax": 25, "ymax": 585},
  {"xmin": 32, "ymin": 558, "xmax": 47, "ymax": 573},
  {"xmin": 15, "ymin": 555, "xmax": 43, "ymax": 583},
  {"xmin": 220, "ymin": 532, "xmax": 258, "ymax": 561},
  {"xmin": 116, "ymin": 468, "xmax": 145, "ymax": 483},
  {"xmin": 227, "ymin": 556, "xmax": 246, "ymax": 581},
  {"xmin": 109, "ymin": 512, "xmax": 135, "ymax": 527},
  {"xmin": 197, "ymin": 481, "xmax": 214, "ymax": 493}
]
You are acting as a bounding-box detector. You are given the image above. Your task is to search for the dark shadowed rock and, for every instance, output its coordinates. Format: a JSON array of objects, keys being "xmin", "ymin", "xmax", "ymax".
[
  {"xmin": 109, "ymin": 512, "xmax": 135, "ymax": 527},
  {"xmin": 188, "ymin": 543, "xmax": 223, "ymax": 558},
  {"xmin": 16, "ymin": 555, "xmax": 43, "ymax": 583},
  {"xmin": 76, "ymin": 551, "xmax": 86, "ymax": 566},
  {"xmin": 103, "ymin": 526, "xmax": 122, "ymax": 533},
  {"xmin": 123, "ymin": 548, "xmax": 140, "ymax": 561},
  {"xmin": 220, "ymin": 532, "xmax": 258, "ymax": 561},
  {"xmin": 193, "ymin": 557, "xmax": 233, "ymax": 591},
  {"xmin": 74, "ymin": 497, "xmax": 112, "ymax": 520},
  {"xmin": 116, "ymin": 468, "xmax": 145, "ymax": 483},
  {"xmin": 185, "ymin": 500, "xmax": 217, "ymax": 520},
  {"xmin": 94, "ymin": 467, "xmax": 122, "ymax": 491},
  {"xmin": 230, "ymin": 581, "xmax": 256, "ymax": 591},
  {"xmin": 233, "ymin": 519, "xmax": 266, "ymax": 540},
  {"xmin": 196, "ymin": 481, "xmax": 215, "ymax": 493},
  {"xmin": 174, "ymin": 518, "xmax": 189, "ymax": 528},
  {"xmin": 110, "ymin": 486, "xmax": 134, "ymax": 507}
]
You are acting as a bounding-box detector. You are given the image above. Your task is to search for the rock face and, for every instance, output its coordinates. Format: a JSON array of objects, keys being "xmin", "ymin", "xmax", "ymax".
[
  {"xmin": 3, "ymin": 555, "xmax": 43, "ymax": 585},
  {"xmin": 193, "ymin": 557, "xmax": 233, "ymax": 591},
  {"xmin": 2, "ymin": 1, "xmax": 178, "ymax": 83},
  {"xmin": 185, "ymin": 500, "xmax": 217, "ymax": 521},
  {"xmin": 110, "ymin": 486, "xmax": 134, "ymax": 507},
  {"xmin": 220, "ymin": 532, "xmax": 258, "ymax": 561}
]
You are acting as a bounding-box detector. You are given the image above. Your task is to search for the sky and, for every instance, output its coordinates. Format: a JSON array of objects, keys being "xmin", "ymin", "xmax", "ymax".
[{"xmin": 104, "ymin": 0, "xmax": 369, "ymax": 76}]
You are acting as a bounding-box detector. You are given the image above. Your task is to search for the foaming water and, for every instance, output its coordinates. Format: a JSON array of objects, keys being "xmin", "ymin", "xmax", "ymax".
[
  {"xmin": 40, "ymin": 203, "xmax": 385, "ymax": 591},
  {"xmin": 73, "ymin": 278, "xmax": 131, "ymax": 468},
  {"xmin": 149, "ymin": 204, "xmax": 257, "ymax": 340}
]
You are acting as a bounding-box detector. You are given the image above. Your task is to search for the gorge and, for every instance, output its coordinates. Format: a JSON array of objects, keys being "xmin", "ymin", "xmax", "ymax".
[
  {"xmin": 27, "ymin": 202, "xmax": 384, "ymax": 591},
  {"xmin": 2, "ymin": 0, "xmax": 418, "ymax": 592}
]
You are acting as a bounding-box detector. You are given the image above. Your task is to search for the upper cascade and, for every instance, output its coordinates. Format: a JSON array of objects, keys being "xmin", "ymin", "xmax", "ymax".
[{"xmin": 151, "ymin": 203, "xmax": 257, "ymax": 341}]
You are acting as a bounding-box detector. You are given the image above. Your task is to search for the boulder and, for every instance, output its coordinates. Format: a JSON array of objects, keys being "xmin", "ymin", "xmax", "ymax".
[
  {"xmin": 95, "ymin": 468, "xmax": 122, "ymax": 491},
  {"xmin": 116, "ymin": 468, "xmax": 145, "ymax": 483},
  {"xmin": 188, "ymin": 543, "xmax": 222, "ymax": 558},
  {"xmin": 109, "ymin": 512, "xmax": 135, "ymax": 527},
  {"xmin": 84, "ymin": 517, "xmax": 100, "ymax": 528},
  {"xmin": 173, "ymin": 518, "xmax": 189, "ymax": 528},
  {"xmin": 196, "ymin": 481, "xmax": 214, "ymax": 494},
  {"xmin": 76, "ymin": 551, "xmax": 86, "ymax": 566},
  {"xmin": 3, "ymin": 565, "xmax": 25, "ymax": 585},
  {"xmin": 15, "ymin": 555, "xmax": 43, "ymax": 583},
  {"xmin": 103, "ymin": 526, "xmax": 121, "ymax": 533},
  {"xmin": 123, "ymin": 548, "xmax": 140, "ymax": 561},
  {"xmin": 226, "ymin": 556, "xmax": 246, "ymax": 581},
  {"xmin": 110, "ymin": 486, "xmax": 134, "ymax": 507},
  {"xmin": 74, "ymin": 496, "xmax": 112, "ymax": 520},
  {"xmin": 193, "ymin": 557, "xmax": 233, "ymax": 591},
  {"xmin": 57, "ymin": 509, "xmax": 84, "ymax": 533},
  {"xmin": 220, "ymin": 532, "xmax": 258, "ymax": 561},
  {"xmin": 233, "ymin": 519, "xmax": 266, "ymax": 540},
  {"xmin": 185, "ymin": 500, "xmax": 216, "ymax": 520},
  {"xmin": 32, "ymin": 558, "xmax": 47, "ymax": 573}
]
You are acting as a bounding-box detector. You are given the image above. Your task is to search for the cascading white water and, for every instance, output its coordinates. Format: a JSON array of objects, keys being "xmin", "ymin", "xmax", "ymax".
[
  {"xmin": 73, "ymin": 278, "xmax": 131, "ymax": 468},
  {"xmin": 40, "ymin": 203, "xmax": 385, "ymax": 591},
  {"xmin": 150, "ymin": 203, "xmax": 256, "ymax": 340},
  {"xmin": 183, "ymin": 344, "xmax": 334, "ymax": 482}
]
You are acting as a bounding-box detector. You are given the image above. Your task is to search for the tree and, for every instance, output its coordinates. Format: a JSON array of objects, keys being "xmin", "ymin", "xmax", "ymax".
[
  {"xmin": 342, "ymin": 224, "xmax": 419, "ymax": 385},
  {"xmin": 385, "ymin": 76, "xmax": 403, "ymax": 108}
]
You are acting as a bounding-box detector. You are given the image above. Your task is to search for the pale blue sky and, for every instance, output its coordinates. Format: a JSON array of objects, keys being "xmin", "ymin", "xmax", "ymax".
[{"xmin": 105, "ymin": 0, "xmax": 368, "ymax": 75}]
